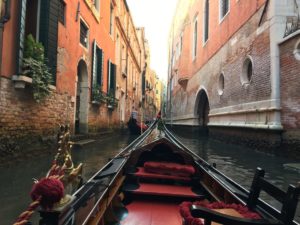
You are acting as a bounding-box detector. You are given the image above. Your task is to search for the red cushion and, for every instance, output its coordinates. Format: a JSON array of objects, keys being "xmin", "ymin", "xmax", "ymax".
[
  {"xmin": 179, "ymin": 201, "xmax": 261, "ymax": 225},
  {"xmin": 144, "ymin": 161, "xmax": 195, "ymax": 177}
]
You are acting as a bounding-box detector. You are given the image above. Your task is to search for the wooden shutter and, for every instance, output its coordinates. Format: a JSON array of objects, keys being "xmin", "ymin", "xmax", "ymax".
[
  {"xmin": 111, "ymin": 63, "xmax": 116, "ymax": 96},
  {"xmin": 92, "ymin": 41, "xmax": 97, "ymax": 88},
  {"xmin": 107, "ymin": 60, "xmax": 116, "ymax": 96},
  {"xmin": 96, "ymin": 48, "xmax": 103, "ymax": 86},
  {"xmin": 39, "ymin": 0, "xmax": 59, "ymax": 83},
  {"xmin": 16, "ymin": 0, "xmax": 27, "ymax": 74},
  {"xmin": 107, "ymin": 60, "xmax": 111, "ymax": 94}
]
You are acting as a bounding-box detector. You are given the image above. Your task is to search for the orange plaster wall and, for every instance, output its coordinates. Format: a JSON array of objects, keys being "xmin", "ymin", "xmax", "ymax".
[{"xmin": 56, "ymin": 0, "xmax": 116, "ymax": 96}]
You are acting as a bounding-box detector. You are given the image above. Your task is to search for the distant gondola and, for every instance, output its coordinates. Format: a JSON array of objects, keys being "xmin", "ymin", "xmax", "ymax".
[
  {"xmin": 127, "ymin": 111, "xmax": 148, "ymax": 135},
  {"xmin": 24, "ymin": 118, "xmax": 300, "ymax": 225}
]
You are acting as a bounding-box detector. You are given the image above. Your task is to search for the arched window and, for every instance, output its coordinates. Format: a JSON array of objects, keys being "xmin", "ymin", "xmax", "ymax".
[
  {"xmin": 204, "ymin": 0, "xmax": 209, "ymax": 43},
  {"xmin": 241, "ymin": 57, "xmax": 253, "ymax": 86},
  {"xmin": 293, "ymin": 40, "xmax": 300, "ymax": 61}
]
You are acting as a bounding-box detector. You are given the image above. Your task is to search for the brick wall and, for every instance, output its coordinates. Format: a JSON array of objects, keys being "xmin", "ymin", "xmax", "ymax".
[
  {"xmin": 0, "ymin": 76, "xmax": 74, "ymax": 142},
  {"xmin": 280, "ymin": 33, "xmax": 300, "ymax": 130},
  {"xmin": 171, "ymin": 8, "xmax": 271, "ymax": 117}
]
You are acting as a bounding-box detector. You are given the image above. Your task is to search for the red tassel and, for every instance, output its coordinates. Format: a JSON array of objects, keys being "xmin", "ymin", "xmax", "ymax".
[{"xmin": 30, "ymin": 177, "xmax": 64, "ymax": 210}]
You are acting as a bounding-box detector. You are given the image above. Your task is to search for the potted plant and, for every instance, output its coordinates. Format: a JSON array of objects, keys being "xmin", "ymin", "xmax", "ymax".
[
  {"xmin": 91, "ymin": 84, "xmax": 106, "ymax": 104},
  {"xmin": 19, "ymin": 34, "xmax": 53, "ymax": 103},
  {"xmin": 106, "ymin": 93, "xmax": 118, "ymax": 109}
]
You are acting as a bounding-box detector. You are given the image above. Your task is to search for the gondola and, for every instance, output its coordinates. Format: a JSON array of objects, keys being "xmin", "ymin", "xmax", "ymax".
[
  {"xmin": 127, "ymin": 117, "xmax": 148, "ymax": 135},
  {"xmin": 18, "ymin": 119, "xmax": 300, "ymax": 225}
]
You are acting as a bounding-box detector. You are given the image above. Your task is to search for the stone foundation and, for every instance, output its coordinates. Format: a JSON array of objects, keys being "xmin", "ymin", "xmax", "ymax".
[{"xmin": 167, "ymin": 123, "xmax": 300, "ymax": 160}]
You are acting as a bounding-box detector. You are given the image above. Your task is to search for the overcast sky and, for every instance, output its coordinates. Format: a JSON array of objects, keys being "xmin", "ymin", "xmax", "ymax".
[{"xmin": 127, "ymin": 0, "xmax": 178, "ymax": 81}]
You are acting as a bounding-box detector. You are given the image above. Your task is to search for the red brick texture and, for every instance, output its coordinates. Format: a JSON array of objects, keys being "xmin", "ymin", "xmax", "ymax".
[
  {"xmin": 280, "ymin": 34, "xmax": 300, "ymax": 130},
  {"xmin": 0, "ymin": 77, "xmax": 74, "ymax": 139}
]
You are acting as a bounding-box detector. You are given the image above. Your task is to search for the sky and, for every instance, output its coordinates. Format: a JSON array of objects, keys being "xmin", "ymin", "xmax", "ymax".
[{"xmin": 126, "ymin": 0, "xmax": 178, "ymax": 81}]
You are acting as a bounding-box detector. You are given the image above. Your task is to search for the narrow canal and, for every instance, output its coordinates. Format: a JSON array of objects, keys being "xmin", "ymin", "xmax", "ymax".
[{"xmin": 0, "ymin": 131, "xmax": 299, "ymax": 224}]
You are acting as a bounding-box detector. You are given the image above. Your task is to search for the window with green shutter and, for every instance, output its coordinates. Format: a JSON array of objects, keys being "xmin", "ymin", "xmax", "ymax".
[
  {"xmin": 92, "ymin": 41, "xmax": 103, "ymax": 88},
  {"xmin": 16, "ymin": 0, "xmax": 27, "ymax": 74},
  {"xmin": 107, "ymin": 60, "xmax": 116, "ymax": 97}
]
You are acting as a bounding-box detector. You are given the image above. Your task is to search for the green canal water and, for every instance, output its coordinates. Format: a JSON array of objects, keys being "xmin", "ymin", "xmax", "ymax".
[{"xmin": 0, "ymin": 132, "xmax": 299, "ymax": 224}]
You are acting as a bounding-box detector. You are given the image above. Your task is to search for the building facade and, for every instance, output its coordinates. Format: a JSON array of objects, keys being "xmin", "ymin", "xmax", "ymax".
[
  {"xmin": 167, "ymin": 0, "xmax": 300, "ymax": 148},
  {"xmin": 0, "ymin": 0, "xmax": 159, "ymax": 149}
]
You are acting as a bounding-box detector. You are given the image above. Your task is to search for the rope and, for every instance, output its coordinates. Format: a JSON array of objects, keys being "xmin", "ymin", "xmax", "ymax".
[{"xmin": 12, "ymin": 163, "xmax": 65, "ymax": 225}]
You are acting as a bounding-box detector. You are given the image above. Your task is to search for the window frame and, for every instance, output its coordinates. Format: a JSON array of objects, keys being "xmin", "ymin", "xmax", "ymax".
[
  {"xmin": 203, "ymin": 0, "xmax": 209, "ymax": 45},
  {"xmin": 80, "ymin": 18, "xmax": 89, "ymax": 49},
  {"xmin": 94, "ymin": 0, "xmax": 100, "ymax": 12},
  {"xmin": 109, "ymin": 1, "xmax": 114, "ymax": 35},
  {"xmin": 192, "ymin": 16, "xmax": 198, "ymax": 61},
  {"xmin": 219, "ymin": 0, "xmax": 230, "ymax": 23},
  {"xmin": 58, "ymin": 0, "xmax": 66, "ymax": 25}
]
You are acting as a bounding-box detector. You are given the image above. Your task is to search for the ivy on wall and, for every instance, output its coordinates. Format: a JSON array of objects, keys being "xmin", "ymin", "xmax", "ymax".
[{"xmin": 22, "ymin": 34, "xmax": 53, "ymax": 103}]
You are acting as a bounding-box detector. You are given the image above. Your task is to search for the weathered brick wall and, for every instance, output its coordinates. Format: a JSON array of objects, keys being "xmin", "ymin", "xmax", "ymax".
[
  {"xmin": 89, "ymin": 103, "xmax": 121, "ymax": 131},
  {"xmin": 210, "ymin": 29, "xmax": 271, "ymax": 109},
  {"xmin": 171, "ymin": 8, "xmax": 271, "ymax": 117},
  {"xmin": 0, "ymin": 77, "xmax": 74, "ymax": 140},
  {"xmin": 280, "ymin": 34, "xmax": 300, "ymax": 130}
]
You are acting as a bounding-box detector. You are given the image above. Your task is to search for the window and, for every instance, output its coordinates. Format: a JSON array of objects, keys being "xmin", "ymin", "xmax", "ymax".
[
  {"xmin": 241, "ymin": 57, "xmax": 253, "ymax": 86},
  {"xmin": 92, "ymin": 41, "xmax": 103, "ymax": 89},
  {"xmin": 218, "ymin": 73, "xmax": 224, "ymax": 95},
  {"xmin": 204, "ymin": 0, "xmax": 209, "ymax": 43},
  {"xmin": 179, "ymin": 33, "xmax": 183, "ymax": 55},
  {"xmin": 220, "ymin": 0, "xmax": 229, "ymax": 20},
  {"xmin": 108, "ymin": 60, "xmax": 116, "ymax": 96},
  {"xmin": 80, "ymin": 20, "xmax": 89, "ymax": 48},
  {"xmin": 192, "ymin": 17, "xmax": 198, "ymax": 60},
  {"xmin": 58, "ymin": 0, "xmax": 66, "ymax": 25},
  {"xmin": 109, "ymin": 2, "xmax": 113, "ymax": 35},
  {"xmin": 94, "ymin": 0, "xmax": 100, "ymax": 12},
  {"xmin": 175, "ymin": 43, "xmax": 179, "ymax": 60},
  {"xmin": 294, "ymin": 40, "xmax": 300, "ymax": 61}
]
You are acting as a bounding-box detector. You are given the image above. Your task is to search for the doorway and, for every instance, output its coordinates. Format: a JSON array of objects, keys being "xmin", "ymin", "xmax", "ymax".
[
  {"xmin": 75, "ymin": 60, "xmax": 89, "ymax": 134},
  {"xmin": 195, "ymin": 90, "xmax": 210, "ymax": 128}
]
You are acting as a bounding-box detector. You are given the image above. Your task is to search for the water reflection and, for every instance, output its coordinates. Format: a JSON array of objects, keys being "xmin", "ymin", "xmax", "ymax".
[
  {"xmin": 171, "ymin": 128, "xmax": 300, "ymax": 222},
  {"xmin": 0, "ymin": 131, "xmax": 299, "ymax": 224},
  {"xmin": 0, "ymin": 134, "xmax": 137, "ymax": 225}
]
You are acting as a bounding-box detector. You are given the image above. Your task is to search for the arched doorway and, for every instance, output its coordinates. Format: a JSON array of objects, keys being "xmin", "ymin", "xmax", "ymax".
[
  {"xmin": 75, "ymin": 60, "xmax": 89, "ymax": 134},
  {"xmin": 195, "ymin": 90, "xmax": 210, "ymax": 128}
]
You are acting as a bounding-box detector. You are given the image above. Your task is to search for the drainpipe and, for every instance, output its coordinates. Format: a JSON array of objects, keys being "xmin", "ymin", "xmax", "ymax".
[
  {"xmin": 268, "ymin": 1, "xmax": 289, "ymax": 129},
  {"xmin": 0, "ymin": 0, "xmax": 11, "ymax": 76}
]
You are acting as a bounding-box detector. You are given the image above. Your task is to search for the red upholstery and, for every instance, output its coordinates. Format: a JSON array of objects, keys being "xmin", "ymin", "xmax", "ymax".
[
  {"xmin": 144, "ymin": 161, "xmax": 195, "ymax": 177},
  {"xmin": 179, "ymin": 201, "xmax": 261, "ymax": 225},
  {"xmin": 135, "ymin": 167, "xmax": 191, "ymax": 181},
  {"xmin": 132, "ymin": 183, "xmax": 202, "ymax": 198},
  {"xmin": 121, "ymin": 199, "xmax": 182, "ymax": 225}
]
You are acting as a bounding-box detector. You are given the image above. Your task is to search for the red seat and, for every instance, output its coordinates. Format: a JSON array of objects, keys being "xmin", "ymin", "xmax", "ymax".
[
  {"xmin": 135, "ymin": 167, "xmax": 191, "ymax": 181},
  {"xmin": 144, "ymin": 161, "xmax": 195, "ymax": 177}
]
